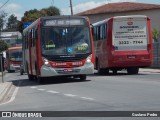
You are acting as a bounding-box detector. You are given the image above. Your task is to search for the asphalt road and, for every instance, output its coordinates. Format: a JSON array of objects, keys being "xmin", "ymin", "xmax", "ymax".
[{"xmin": 0, "ymin": 70, "xmax": 160, "ymax": 120}]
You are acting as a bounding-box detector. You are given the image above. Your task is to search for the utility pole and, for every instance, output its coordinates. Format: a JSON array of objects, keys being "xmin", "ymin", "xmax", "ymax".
[
  {"xmin": 51, "ymin": 0, "xmax": 54, "ymax": 7},
  {"xmin": 70, "ymin": 0, "xmax": 73, "ymax": 15}
]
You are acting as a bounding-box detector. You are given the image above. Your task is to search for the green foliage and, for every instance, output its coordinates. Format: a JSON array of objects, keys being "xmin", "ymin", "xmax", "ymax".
[
  {"xmin": 6, "ymin": 14, "xmax": 19, "ymax": 31},
  {"xmin": 152, "ymin": 28, "xmax": 160, "ymax": 42},
  {"xmin": 18, "ymin": 6, "xmax": 60, "ymax": 33},
  {"xmin": 41, "ymin": 6, "xmax": 60, "ymax": 16},
  {"xmin": 0, "ymin": 40, "xmax": 8, "ymax": 53}
]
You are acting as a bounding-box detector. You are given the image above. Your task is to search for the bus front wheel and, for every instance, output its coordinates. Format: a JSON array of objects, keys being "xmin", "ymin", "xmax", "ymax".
[
  {"xmin": 127, "ymin": 67, "xmax": 139, "ymax": 74},
  {"xmin": 79, "ymin": 75, "xmax": 86, "ymax": 81},
  {"xmin": 37, "ymin": 77, "xmax": 44, "ymax": 84},
  {"xmin": 28, "ymin": 74, "xmax": 34, "ymax": 81},
  {"xmin": 113, "ymin": 70, "xmax": 117, "ymax": 74}
]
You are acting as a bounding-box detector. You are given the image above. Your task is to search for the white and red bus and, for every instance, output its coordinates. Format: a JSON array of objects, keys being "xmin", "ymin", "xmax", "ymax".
[
  {"xmin": 92, "ymin": 15, "xmax": 152, "ymax": 74},
  {"xmin": 6, "ymin": 46, "xmax": 22, "ymax": 72},
  {"xmin": 23, "ymin": 16, "xmax": 94, "ymax": 83}
]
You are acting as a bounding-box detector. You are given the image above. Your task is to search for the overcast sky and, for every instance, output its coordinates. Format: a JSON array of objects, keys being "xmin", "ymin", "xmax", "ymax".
[{"xmin": 0, "ymin": 0, "xmax": 160, "ymax": 20}]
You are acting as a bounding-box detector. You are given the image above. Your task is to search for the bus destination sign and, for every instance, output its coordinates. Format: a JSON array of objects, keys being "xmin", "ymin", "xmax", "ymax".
[{"xmin": 44, "ymin": 19, "xmax": 84, "ymax": 26}]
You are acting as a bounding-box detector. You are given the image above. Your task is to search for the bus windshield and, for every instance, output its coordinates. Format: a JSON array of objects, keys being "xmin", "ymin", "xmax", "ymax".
[
  {"xmin": 9, "ymin": 49, "xmax": 22, "ymax": 62},
  {"xmin": 41, "ymin": 27, "xmax": 91, "ymax": 56}
]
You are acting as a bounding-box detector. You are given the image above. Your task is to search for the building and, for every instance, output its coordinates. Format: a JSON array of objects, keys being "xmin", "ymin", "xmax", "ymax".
[
  {"xmin": 0, "ymin": 31, "xmax": 22, "ymax": 47},
  {"xmin": 78, "ymin": 2, "xmax": 160, "ymax": 31}
]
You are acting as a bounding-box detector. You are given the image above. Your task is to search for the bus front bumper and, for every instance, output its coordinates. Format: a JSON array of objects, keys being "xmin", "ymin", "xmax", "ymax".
[
  {"xmin": 10, "ymin": 64, "xmax": 20, "ymax": 71},
  {"xmin": 40, "ymin": 63, "xmax": 94, "ymax": 77}
]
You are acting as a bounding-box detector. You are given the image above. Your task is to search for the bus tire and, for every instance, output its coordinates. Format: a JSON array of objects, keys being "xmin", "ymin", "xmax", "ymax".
[
  {"xmin": 37, "ymin": 77, "xmax": 44, "ymax": 84},
  {"xmin": 97, "ymin": 61, "xmax": 104, "ymax": 74},
  {"xmin": 127, "ymin": 67, "xmax": 139, "ymax": 75},
  {"xmin": 98, "ymin": 67, "xmax": 109, "ymax": 75},
  {"xmin": 113, "ymin": 70, "xmax": 117, "ymax": 74},
  {"xmin": 28, "ymin": 74, "xmax": 34, "ymax": 81},
  {"xmin": 80, "ymin": 75, "xmax": 86, "ymax": 81}
]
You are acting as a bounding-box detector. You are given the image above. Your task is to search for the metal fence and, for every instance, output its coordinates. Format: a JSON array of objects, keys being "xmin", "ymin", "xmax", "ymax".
[{"xmin": 152, "ymin": 42, "xmax": 160, "ymax": 68}]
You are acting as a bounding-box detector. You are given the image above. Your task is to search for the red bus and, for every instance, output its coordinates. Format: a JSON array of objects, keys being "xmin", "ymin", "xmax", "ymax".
[
  {"xmin": 6, "ymin": 46, "xmax": 22, "ymax": 72},
  {"xmin": 23, "ymin": 16, "xmax": 94, "ymax": 83},
  {"xmin": 92, "ymin": 15, "xmax": 152, "ymax": 74}
]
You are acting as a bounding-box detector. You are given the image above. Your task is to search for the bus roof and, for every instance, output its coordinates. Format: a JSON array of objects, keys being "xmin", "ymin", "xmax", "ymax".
[
  {"xmin": 92, "ymin": 15, "xmax": 148, "ymax": 26},
  {"xmin": 40, "ymin": 15, "xmax": 88, "ymax": 20}
]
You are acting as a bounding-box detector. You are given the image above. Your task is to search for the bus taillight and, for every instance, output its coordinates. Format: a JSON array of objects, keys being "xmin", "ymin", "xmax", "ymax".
[{"xmin": 111, "ymin": 46, "xmax": 115, "ymax": 55}]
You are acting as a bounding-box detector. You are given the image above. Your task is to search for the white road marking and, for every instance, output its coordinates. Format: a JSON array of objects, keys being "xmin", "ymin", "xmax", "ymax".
[
  {"xmin": 30, "ymin": 86, "xmax": 37, "ymax": 89},
  {"xmin": 0, "ymin": 81, "xmax": 21, "ymax": 106},
  {"xmin": 64, "ymin": 94, "xmax": 77, "ymax": 97},
  {"xmin": 47, "ymin": 91, "xmax": 59, "ymax": 94},
  {"xmin": 38, "ymin": 89, "xmax": 45, "ymax": 91},
  {"xmin": 81, "ymin": 97, "xmax": 94, "ymax": 101}
]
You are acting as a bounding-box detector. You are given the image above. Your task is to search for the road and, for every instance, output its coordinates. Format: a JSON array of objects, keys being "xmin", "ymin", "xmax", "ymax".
[{"xmin": 0, "ymin": 70, "xmax": 160, "ymax": 120}]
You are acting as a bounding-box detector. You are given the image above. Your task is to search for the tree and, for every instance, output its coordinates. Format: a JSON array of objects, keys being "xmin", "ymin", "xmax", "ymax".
[
  {"xmin": 6, "ymin": 14, "xmax": 19, "ymax": 31},
  {"xmin": 18, "ymin": 6, "xmax": 60, "ymax": 33},
  {"xmin": 0, "ymin": 11, "xmax": 7, "ymax": 31},
  {"xmin": 40, "ymin": 6, "xmax": 60, "ymax": 16},
  {"xmin": 152, "ymin": 28, "xmax": 160, "ymax": 42},
  {"xmin": 0, "ymin": 40, "xmax": 8, "ymax": 53}
]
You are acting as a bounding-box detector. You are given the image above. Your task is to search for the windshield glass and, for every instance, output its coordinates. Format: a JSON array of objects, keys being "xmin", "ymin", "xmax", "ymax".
[
  {"xmin": 41, "ymin": 27, "xmax": 91, "ymax": 56},
  {"xmin": 9, "ymin": 49, "xmax": 22, "ymax": 62}
]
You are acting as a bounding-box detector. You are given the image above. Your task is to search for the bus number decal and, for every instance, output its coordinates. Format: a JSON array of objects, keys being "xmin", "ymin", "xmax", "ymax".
[
  {"xmin": 119, "ymin": 41, "xmax": 129, "ymax": 45},
  {"xmin": 119, "ymin": 40, "xmax": 144, "ymax": 45},
  {"xmin": 133, "ymin": 41, "xmax": 143, "ymax": 44}
]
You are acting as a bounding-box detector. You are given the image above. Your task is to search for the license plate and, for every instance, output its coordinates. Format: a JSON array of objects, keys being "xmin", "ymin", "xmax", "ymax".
[{"xmin": 63, "ymin": 69, "xmax": 73, "ymax": 72}]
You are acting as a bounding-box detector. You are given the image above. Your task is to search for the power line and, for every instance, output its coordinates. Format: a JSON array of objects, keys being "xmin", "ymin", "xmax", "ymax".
[{"xmin": 0, "ymin": 0, "xmax": 10, "ymax": 10}]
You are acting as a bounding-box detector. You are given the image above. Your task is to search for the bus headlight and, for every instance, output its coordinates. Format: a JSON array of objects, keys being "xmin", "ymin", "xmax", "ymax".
[
  {"xmin": 86, "ymin": 54, "xmax": 92, "ymax": 63},
  {"xmin": 42, "ymin": 57, "xmax": 50, "ymax": 67}
]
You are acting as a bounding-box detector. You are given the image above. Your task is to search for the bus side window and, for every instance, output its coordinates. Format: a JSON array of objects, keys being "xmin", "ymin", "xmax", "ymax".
[
  {"xmin": 35, "ymin": 27, "xmax": 38, "ymax": 40},
  {"xmin": 92, "ymin": 27, "xmax": 96, "ymax": 41},
  {"xmin": 26, "ymin": 32, "xmax": 28, "ymax": 49},
  {"xmin": 31, "ymin": 28, "xmax": 35, "ymax": 47},
  {"xmin": 23, "ymin": 34, "xmax": 25, "ymax": 49},
  {"xmin": 96, "ymin": 26, "xmax": 100, "ymax": 41},
  {"xmin": 98, "ymin": 26, "xmax": 100, "ymax": 40},
  {"xmin": 100, "ymin": 25, "xmax": 103, "ymax": 40},
  {"xmin": 104, "ymin": 24, "xmax": 107, "ymax": 40},
  {"xmin": 29, "ymin": 30, "xmax": 32, "ymax": 47}
]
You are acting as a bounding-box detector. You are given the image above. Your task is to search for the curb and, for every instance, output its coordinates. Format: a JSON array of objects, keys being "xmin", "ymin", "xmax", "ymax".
[
  {"xmin": 139, "ymin": 68, "xmax": 160, "ymax": 73},
  {"xmin": 0, "ymin": 82, "xmax": 13, "ymax": 103}
]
